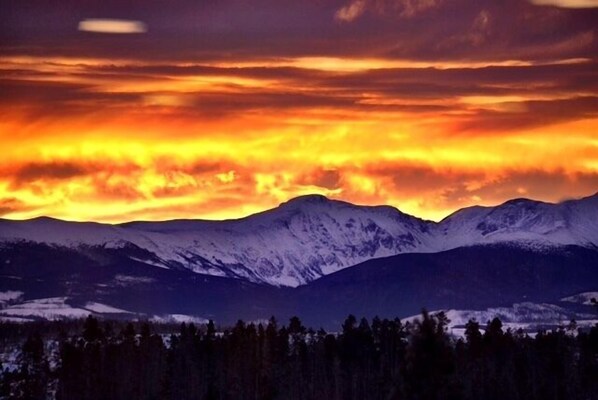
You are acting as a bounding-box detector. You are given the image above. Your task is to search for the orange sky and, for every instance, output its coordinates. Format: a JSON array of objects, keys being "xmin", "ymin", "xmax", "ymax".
[{"xmin": 1, "ymin": 0, "xmax": 597, "ymax": 222}]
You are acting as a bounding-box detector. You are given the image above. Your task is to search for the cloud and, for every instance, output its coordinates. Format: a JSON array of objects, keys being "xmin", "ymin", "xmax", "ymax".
[
  {"xmin": 348, "ymin": 163, "xmax": 598, "ymax": 219},
  {"xmin": 335, "ymin": 0, "xmax": 367, "ymax": 21},
  {"xmin": 440, "ymin": 170, "xmax": 598, "ymax": 209},
  {"xmin": 88, "ymin": 177, "xmax": 146, "ymax": 202},
  {"xmin": 297, "ymin": 169, "xmax": 342, "ymax": 190},
  {"xmin": 4, "ymin": 57, "xmax": 596, "ymax": 127},
  {"xmin": 2, "ymin": 0, "xmax": 597, "ymax": 63},
  {"xmin": 0, "ymin": 198, "xmax": 31, "ymax": 217},
  {"xmin": 78, "ymin": 19, "xmax": 147, "ymax": 34},
  {"xmin": 1, "ymin": 153, "xmax": 596, "ymax": 222},
  {"xmin": 1, "ymin": 0, "xmax": 597, "ymax": 222},
  {"xmin": 335, "ymin": 0, "xmax": 445, "ymax": 22},
  {"xmin": 1, "ymin": 160, "xmax": 144, "ymax": 196},
  {"xmin": 394, "ymin": 0, "xmax": 445, "ymax": 18},
  {"xmin": 364, "ymin": 164, "xmax": 483, "ymax": 194},
  {"xmin": 12, "ymin": 162, "xmax": 89, "ymax": 183},
  {"xmin": 530, "ymin": 0, "xmax": 598, "ymax": 8},
  {"xmin": 455, "ymin": 96, "xmax": 598, "ymax": 132}
]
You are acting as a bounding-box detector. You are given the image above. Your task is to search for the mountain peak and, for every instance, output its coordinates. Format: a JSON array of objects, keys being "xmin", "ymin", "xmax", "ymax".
[
  {"xmin": 498, "ymin": 198, "xmax": 544, "ymax": 208},
  {"xmin": 281, "ymin": 194, "xmax": 331, "ymax": 206},
  {"xmin": 277, "ymin": 195, "xmax": 407, "ymax": 217},
  {"xmin": 277, "ymin": 195, "xmax": 343, "ymax": 211},
  {"xmin": 30, "ymin": 216, "xmax": 62, "ymax": 222},
  {"xmin": 0, "ymin": 192, "xmax": 597, "ymax": 287}
]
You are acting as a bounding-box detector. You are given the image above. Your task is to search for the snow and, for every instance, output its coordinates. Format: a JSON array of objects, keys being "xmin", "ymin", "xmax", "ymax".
[
  {"xmin": 0, "ymin": 290, "xmax": 24, "ymax": 304},
  {"xmin": 402, "ymin": 302, "xmax": 598, "ymax": 337},
  {"xmin": 151, "ymin": 314, "xmax": 209, "ymax": 324},
  {"xmin": 0, "ymin": 316, "xmax": 34, "ymax": 323},
  {"xmin": 561, "ymin": 292, "xmax": 598, "ymax": 305},
  {"xmin": 83, "ymin": 302, "xmax": 130, "ymax": 314},
  {"xmin": 114, "ymin": 274, "xmax": 156, "ymax": 285},
  {"xmin": 435, "ymin": 194, "xmax": 598, "ymax": 251},
  {"xmin": 0, "ymin": 297, "xmax": 92, "ymax": 320},
  {"xmin": 0, "ymin": 297, "xmax": 133, "ymax": 320},
  {"xmin": 0, "ymin": 196, "xmax": 434, "ymax": 287},
  {"xmin": 129, "ymin": 257, "xmax": 169, "ymax": 269},
  {"xmin": 0, "ymin": 193, "xmax": 596, "ymax": 287}
]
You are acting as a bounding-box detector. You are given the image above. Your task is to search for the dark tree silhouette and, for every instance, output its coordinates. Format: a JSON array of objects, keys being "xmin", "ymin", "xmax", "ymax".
[{"xmin": 1, "ymin": 313, "xmax": 597, "ymax": 400}]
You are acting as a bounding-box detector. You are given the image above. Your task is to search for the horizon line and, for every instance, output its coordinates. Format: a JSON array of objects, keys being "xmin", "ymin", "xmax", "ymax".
[{"xmin": 1, "ymin": 190, "xmax": 596, "ymax": 226}]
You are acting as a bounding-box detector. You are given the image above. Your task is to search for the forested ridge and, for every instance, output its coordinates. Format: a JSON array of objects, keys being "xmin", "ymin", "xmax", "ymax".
[{"xmin": 1, "ymin": 312, "xmax": 597, "ymax": 400}]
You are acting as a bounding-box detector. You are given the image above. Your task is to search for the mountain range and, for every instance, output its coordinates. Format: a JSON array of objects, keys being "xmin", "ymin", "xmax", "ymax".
[{"xmin": 0, "ymin": 193, "xmax": 597, "ymax": 329}]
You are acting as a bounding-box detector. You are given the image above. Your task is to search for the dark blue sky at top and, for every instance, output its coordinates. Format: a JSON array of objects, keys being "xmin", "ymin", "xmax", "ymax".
[{"xmin": 2, "ymin": 0, "xmax": 597, "ymax": 62}]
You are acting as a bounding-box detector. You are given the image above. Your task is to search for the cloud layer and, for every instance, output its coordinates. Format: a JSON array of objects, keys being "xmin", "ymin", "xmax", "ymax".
[{"xmin": 0, "ymin": 0, "xmax": 597, "ymax": 221}]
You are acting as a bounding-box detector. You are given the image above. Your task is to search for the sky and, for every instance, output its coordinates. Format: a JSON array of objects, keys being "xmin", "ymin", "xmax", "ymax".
[{"xmin": 1, "ymin": 0, "xmax": 597, "ymax": 222}]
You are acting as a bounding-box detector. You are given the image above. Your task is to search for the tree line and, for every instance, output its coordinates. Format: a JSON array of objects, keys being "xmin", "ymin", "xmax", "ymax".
[{"xmin": 1, "ymin": 312, "xmax": 597, "ymax": 400}]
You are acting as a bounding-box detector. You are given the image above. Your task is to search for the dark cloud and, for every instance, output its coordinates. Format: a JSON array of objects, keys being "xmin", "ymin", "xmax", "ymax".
[
  {"xmin": 455, "ymin": 96, "xmax": 598, "ymax": 132},
  {"xmin": 0, "ymin": 78, "xmax": 143, "ymax": 120},
  {"xmin": 83, "ymin": 60, "xmax": 598, "ymax": 97},
  {"xmin": 91, "ymin": 64, "xmax": 330, "ymax": 81},
  {"xmin": 0, "ymin": 198, "xmax": 31, "ymax": 216},
  {"xmin": 336, "ymin": 0, "xmax": 447, "ymax": 22},
  {"xmin": 151, "ymin": 185, "xmax": 196, "ymax": 199},
  {"xmin": 1, "ymin": 55, "xmax": 596, "ymax": 135},
  {"xmin": 3, "ymin": 160, "xmax": 143, "ymax": 190},
  {"xmin": 353, "ymin": 163, "xmax": 598, "ymax": 213},
  {"xmin": 297, "ymin": 169, "xmax": 342, "ymax": 190},
  {"xmin": 87, "ymin": 177, "xmax": 146, "ymax": 201},
  {"xmin": 325, "ymin": 61, "xmax": 598, "ymax": 98},
  {"xmin": 186, "ymin": 91, "xmax": 358, "ymax": 115},
  {"xmin": 0, "ymin": 76, "xmax": 358, "ymax": 120},
  {"xmin": 2, "ymin": 0, "xmax": 597, "ymax": 62},
  {"xmin": 12, "ymin": 161, "xmax": 89, "ymax": 183},
  {"xmin": 153, "ymin": 159, "xmax": 228, "ymax": 175},
  {"xmin": 359, "ymin": 163, "xmax": 484, "ymax": 198},
  {"xmin": 440, "ymin": 169, "xmax": 598, "ymax": 207},
  {"xmin": 3, "ymin": 55, "xmax": 596, "ymax": 123}
]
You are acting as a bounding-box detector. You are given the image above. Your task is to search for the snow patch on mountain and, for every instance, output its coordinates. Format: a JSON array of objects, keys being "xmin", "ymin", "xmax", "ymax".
[
  {"xmin": 114, "ymin": 275, "xmax": 156, "ymax": 286},
  {"xmin": 438, "ymin": 194, "xmax": 598, "ymax": 250},
  {"xmin": 0, "ymin": 297, "xmax": 134, "ymax": 321},
  {"xmin": 561, "ymin": 292, "xmax": 598, "ymax": 305},
  {"xmin": 151, "ymin": 314, "xmax": 209, "ymax": 324},
  {"xmin": 403, "ymin": 302, "xmax": 598, "ymax": 337},
  {"xmin": 0, "ymin": 291, "xmax": 24, "ymax": 305},
  {"xmin": 83, "ymin": 302, "xmax": 131, "ymax": 314}
]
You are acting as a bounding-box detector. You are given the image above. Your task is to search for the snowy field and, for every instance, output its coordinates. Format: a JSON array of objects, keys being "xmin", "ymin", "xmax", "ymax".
[
  {"xmin": 0, "ymin": 297, "xmax": 132, "ymax": 322},
  {"xmin": 402, "ymin": 302, "xmax": 598, "ymax": 338}
]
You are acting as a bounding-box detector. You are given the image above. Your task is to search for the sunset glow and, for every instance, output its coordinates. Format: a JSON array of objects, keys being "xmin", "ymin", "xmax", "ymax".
[{"xmin": 1, "ymin": 0, "xmax": 597, "ymax": 222}]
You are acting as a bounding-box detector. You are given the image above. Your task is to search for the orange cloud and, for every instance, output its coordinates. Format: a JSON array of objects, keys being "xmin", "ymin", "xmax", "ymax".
[{"xmin": 0, "ymin": 52, "xmax": 596, "ymax": 222}]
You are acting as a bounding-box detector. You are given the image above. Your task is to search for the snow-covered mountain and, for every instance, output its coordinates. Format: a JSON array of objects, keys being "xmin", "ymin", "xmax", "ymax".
[
  {"xmin": 0, "ymin": 193, "xmax": 596, "ymax": 287},
  {"xmin": 1, "ymin": 242, "xmax": 596, "ymax": 327},
  {"xmin": 437, "ymin": 193, "xmax": 598, "ymax": 250},
  {"xmin": 0, "ymin": 195, "xmax": 433, "ymax": 287}
]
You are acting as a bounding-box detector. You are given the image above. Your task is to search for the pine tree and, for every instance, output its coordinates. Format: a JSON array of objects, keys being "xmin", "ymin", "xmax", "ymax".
[
  {"xmin": 15, "ymin": 333, "xmax": 49, "ymax": 400},
  {"xmin": 402, "ymin": 310, "xmax": 459, "ymax": 400}
]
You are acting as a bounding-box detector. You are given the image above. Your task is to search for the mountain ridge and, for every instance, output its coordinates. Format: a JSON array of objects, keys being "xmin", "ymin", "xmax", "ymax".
[
  {"xmin": 3, "ymin": 191, "xmax": 596, "ymax": 225},
  {"xmin": 0, "ymin": 192, "xmax": 596, "ymax": 287},
  {"xmin": 1, "ymin": 242, "xmax": 596, "ymax": 328}
]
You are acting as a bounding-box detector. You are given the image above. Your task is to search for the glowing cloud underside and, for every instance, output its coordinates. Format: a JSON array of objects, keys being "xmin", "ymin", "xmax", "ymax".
[
  {"xmin": 78, "ymin": 19, "xmax": 147, "ymax": 34},
  {"xmin": 530, "ymin": 0, "xmax": 598, "ymax": 7}
]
